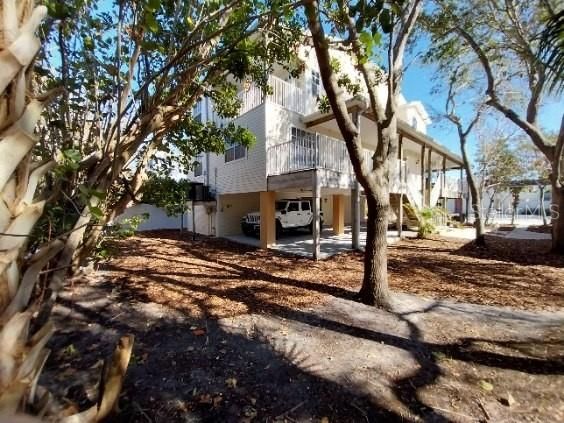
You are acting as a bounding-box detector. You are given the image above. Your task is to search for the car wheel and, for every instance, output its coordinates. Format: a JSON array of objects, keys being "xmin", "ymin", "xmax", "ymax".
[{"xmin": 276, "ymin": 221, "xmax": 282, "ymax": 239}]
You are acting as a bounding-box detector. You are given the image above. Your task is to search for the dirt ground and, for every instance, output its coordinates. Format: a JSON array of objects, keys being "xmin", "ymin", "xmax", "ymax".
[{"xmin": 43, "ymin": 231, "xmax": 564, "ymax": 422}]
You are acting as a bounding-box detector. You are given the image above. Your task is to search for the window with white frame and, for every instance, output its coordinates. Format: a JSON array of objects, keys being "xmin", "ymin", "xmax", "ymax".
[
  {"xmin": 311, "ymin": 70, "xmax": 320, "ymax": 97},
  {"xmin": 193, "ymin": 99, "xmax": 203, "ymax": 122},
  {"xmin": 225, "ymin": 140, "xmax": 246, "ymax": 163}
]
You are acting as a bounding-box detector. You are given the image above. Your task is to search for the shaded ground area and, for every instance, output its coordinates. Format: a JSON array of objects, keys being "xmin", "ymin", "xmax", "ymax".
[
  {"xmin": 103, "ymin": 231, "xmax": 564, "ymax": 314},
  {"xmin": 42, "ymin": 231, "xmax": 564, "ymax": 422},
  {"xmin": 528, "ymin": 224, "xmax": 551, "ymax": 234}
]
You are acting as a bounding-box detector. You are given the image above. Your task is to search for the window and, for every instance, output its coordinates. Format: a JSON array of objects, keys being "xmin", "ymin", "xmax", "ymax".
[
  {"xmin": 276, "ymin": 201, "xmax": 287, "ymax": 211},
  {"xmin": 225, "ymin": 141, "xmax": 246, "ymax": 163},
  {"xmin": 288, "ymin": 202, "xmax": 299, "ymax": 212},
  {"xmin": 301, "ymin": 201, "xmax": 310, "ymax": 211},
  {"xmin": 193, "ymin": 100, "xmax": 203, "ymax": 122},
  {"xmin": 311, "ymin": 70, "xmax": 320, "ymax": 97},
  {"xmin": 194, "ymin": 155, "xmax": 203, "ymax": 177},
  {"xmin": 411, "ymin": 116, "xmax": 418, "ymax": 130}
]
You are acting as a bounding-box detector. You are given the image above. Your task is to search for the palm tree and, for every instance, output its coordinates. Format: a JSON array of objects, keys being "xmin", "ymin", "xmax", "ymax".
[
  {"xmin": 0, "ymin": 0, "xmax": 132, "ymax": 419},
  {"xmin": 539, "ymin": 9, "xmax": 564, "ymax": 93}
]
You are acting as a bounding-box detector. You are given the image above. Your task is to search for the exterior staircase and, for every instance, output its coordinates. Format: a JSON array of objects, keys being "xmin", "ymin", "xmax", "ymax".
[{"xmin": 389, "ymin": 193, "xmax": 420, "ymax": 229}]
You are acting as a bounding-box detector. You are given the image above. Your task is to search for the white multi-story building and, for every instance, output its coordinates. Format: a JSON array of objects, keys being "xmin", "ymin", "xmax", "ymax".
[{"xmin": 184, "ymin": 45, "xmax": 464, "ymax": 258}]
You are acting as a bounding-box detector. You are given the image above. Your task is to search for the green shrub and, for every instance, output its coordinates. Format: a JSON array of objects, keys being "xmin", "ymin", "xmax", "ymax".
[{"xmin": 406, "ymin": 205, "xmax": 446, "ymax": 238}]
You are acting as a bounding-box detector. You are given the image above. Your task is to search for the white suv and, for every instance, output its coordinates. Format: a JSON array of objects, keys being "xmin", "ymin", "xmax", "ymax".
[{"xmin": 242, "ymin": 199, "xmax": 323, "ymax": 238}]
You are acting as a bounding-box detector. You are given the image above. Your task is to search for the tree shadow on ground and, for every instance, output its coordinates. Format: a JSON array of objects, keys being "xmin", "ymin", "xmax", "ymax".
[
  {"xmin": 450, "ymin": 235, "xmax": 564, "ymax": 268},
  {"xmin": 80, "ymin": 230, "xmax": 564, "ymax": 421},
  {"xmin": 46, "ymin": 281, "xmax": 403, "ymax": 422},
  {"xmin": 387, "ymin": 240, "xmax": 564, "ymax": 310}
]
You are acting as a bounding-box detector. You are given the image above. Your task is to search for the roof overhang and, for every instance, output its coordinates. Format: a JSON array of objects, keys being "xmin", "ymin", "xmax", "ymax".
[{"xmin": 301, "ymin": 97, "xmax": 463, "ymax": 168}]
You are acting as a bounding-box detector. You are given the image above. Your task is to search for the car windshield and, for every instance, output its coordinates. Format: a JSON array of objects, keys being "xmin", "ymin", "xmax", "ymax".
[{"xmin": 275, "ymin": 201, "xmax": 287, "ymax": 211}]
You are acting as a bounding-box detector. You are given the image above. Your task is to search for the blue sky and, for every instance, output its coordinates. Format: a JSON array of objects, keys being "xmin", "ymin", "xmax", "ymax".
[{"xmin": 402, "ymin": 61, "xmax": 563, "ymax": 159}]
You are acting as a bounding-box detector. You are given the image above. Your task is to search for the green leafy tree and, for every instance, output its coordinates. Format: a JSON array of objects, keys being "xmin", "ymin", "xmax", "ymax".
[
  {"xmin": 424, "ymin": 0, "xmax": 564, "ymax": 252},
  {"xmin": 36, "ymin": 0, "xmax": 303, "ymax": 290},
  {"xmin": 518, "ymin": 136, "xmax": 553, "ymax": 224},
  {"xmin": 475, "ymin": 131, "xmax": 523, "ymax": 225},
  {"xmin": 434, "ymin": 65, "xmax": 488, "ymax": 244},
  {"xmin": 539, "ymin": 9, "xmax": 564, "ymax": 93},
  {"xmin": 0, "ymin": 0, "xmax": 132, "ymax": 419},
  {"xmin": 304, "ymin": 0, "xmax": 423, "ymax": 308},
  {"xmin": 141, "ymin": 175, "xmax": 191, "ymax": 216}
]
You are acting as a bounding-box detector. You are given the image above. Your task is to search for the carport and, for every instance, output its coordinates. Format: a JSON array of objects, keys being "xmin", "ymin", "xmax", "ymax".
[{"xmin": 225, "ymin": 224, "xmax": 415, "ymax": 259}]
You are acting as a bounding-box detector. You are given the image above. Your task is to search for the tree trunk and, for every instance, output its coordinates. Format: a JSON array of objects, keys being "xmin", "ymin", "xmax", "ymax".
[
  {"xmin": 551, "ymin": 177, "xmax": 564, "ymax": 253},
  {"xmin": 468, "ymin": 174, "xmax": 486, "ymax": 245},
  {"xmin": 539, "ymin": 185, "xmax": 547, "ymax": 226},
  {"xmin": 460, "ymin": 137, "xmax": 485, "ymax": 245},
  {"xmin": 358, "ymin": 191, "xmax": 392, "ymax": 309},
  {"xmin": 511, "ymin": 189, "xmax": 520, "ymax": 226},
  {"xmin": 484, "ymin": 188, "xmax": 496, "ymax": 225}
]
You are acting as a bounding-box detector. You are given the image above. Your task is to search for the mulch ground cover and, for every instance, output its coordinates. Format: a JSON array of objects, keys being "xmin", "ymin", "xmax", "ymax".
[{"xmin": 102, "ymin": 230, "xmax": 564, "ymax": 317}]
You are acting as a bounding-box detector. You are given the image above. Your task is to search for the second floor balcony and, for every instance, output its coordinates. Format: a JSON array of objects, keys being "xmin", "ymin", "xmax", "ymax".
[
  {"xmin": 266, "ymin": 133, "xmax": 462, "ymax": 207},
  {"xmin": 209, "ymin": 75, "xmax": 318, "ymax": 126}
]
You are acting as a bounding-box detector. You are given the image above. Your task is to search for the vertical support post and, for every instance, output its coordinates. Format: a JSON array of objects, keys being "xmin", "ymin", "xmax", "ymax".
[
  {"xmin": 352, "ymin": 181, "xmax": 361, "ymax": 250},
  {"xmin": 459, "ymin": 167, "xmax": 463, "ymax": 198},
  {"xmin": 426, "ymin": 148, "xmax": 432, "ymax": 207},
  {"xmin": 464, "ymin": 167, "xmax": 470, "ymax": 223},
  {"xmin": 192, "ymin": 200, "xmax": 196, "ymax": 240},
  {"xmin": 397, "ymin": 135, "xmax": 404, "ymax": 238},
  {"xmin": 332, "ymin": 194, "xmax": 345, "ymax": 235},
  {"xmin": 442, "ymin": 156, "xmax": 447, "ymax": 224},
  {"xmin": 352, "ymin": 109, "xmax": 361, "ymax": 250},
  {"xmin": 260, "ymin": 191, "xmax": 276, "ymax": 249},
  {"xmin": 312, "ymin": 171, "xmax": 321, "ymax": 260},
  {"xmin": 420, "ymin": 144, "xmax": 426, "ymax": 208}
]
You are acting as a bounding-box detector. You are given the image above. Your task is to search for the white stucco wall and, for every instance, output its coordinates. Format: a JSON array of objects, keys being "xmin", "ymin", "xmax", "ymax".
[
  {"xmin": 115, "ymin": 203, "xmax": 185, "ymax": 231},
  {"xmin": 215, "ymin": 192, "xmax": 260, "ymax": 236},
  {"xmin": 185, "ymin": 203, "xmax": 216, "ymax": 236}
]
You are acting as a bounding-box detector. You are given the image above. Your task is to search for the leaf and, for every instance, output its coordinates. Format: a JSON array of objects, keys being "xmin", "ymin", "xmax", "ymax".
[
  {"xmin": 145, "ymin": 14, "xmax": 159, "ymax": 33},
  {"xmin": 147, "ymin": 0, "xmax": 160, "ymax": 12},
  {"xmin": 479, "ymin": 380, "xmax": 494, "ymax": 392},
  {"xmin": 359, "ymin": 31, "xmax": 373, "ymax": 53},
  {"xmin": 380, "ymin": 8, "xmax": 393, "ymax": 33},
  {"xmin": 372, "ymin": 32, "xmax": 382, "ymax": 46},
  {"xmin": 225, "ymin": 377, "xmax": 237, "ymax": 388},
  {"xmin": 89, "ymin": 206, "xmax": 104, "ymax": 219}
]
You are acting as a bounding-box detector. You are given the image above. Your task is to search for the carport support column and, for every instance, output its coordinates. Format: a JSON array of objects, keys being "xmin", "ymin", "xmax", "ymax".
[
  {"xmin": 420, "ymin": 144, "xmax": 426, "ymax": 207},
  {"xmin": 352, "ymin": 180, "xmax": 361, "ymax": 250},
  {"xmin": 260, "ymin": 191, "xmax": 276, "ymax": 249},
  {"xmin": 312, "ymin": 171, "xmax": 321, "ymax": 260},
  {"xmin": 332, "ymin": 194, "xmax": 345, "ymax": 235},
  {"xmin": 397, "ymin": 135, "xmax": 404, "ymax": 238},
  {"xmin": 426, "ymin": 148, "xmax": 432, "ymax": 207}
]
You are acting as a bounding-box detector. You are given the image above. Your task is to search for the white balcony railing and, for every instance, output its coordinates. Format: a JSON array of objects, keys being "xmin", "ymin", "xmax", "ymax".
[
  {"xmin": 267, "ymin": 134, "xmax": 358, "ymax": 176},
  {"xmin": 267, "ymin": 76, "xmax": 308, "ymax": 115},
  {"xmin": 209, "ymin": 76, "xmax": 314, "ymax": 126}
]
